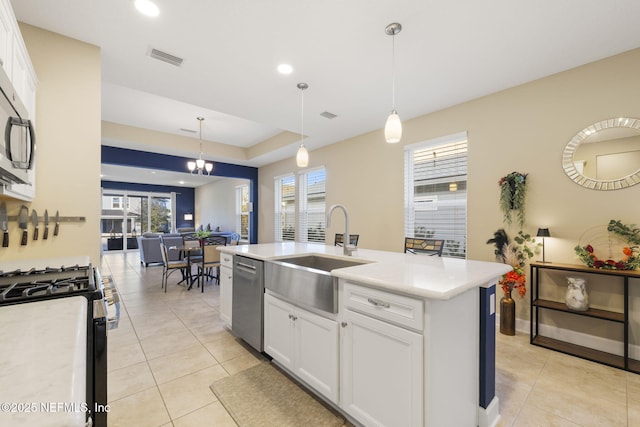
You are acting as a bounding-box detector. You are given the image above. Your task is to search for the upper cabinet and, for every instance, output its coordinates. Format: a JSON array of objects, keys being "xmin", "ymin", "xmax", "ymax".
[
  {"xmin": 0, "ymin": 0, "xmax": 37, "ymax": 201},
  {"xmin": 0, "ymin": 0, "xmax": 36, "ymax": 122}
]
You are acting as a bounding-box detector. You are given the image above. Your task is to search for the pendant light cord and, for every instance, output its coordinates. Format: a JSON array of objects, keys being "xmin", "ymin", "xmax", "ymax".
[{"xmin": 391, "ymin": 33, "xmax": 396, "ymax": 110}]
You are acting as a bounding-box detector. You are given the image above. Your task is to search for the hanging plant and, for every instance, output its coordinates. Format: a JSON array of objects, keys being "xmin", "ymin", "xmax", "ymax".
[{"xmin": 498, "ymin": 172, "xmax": 528, "ymax": 227}]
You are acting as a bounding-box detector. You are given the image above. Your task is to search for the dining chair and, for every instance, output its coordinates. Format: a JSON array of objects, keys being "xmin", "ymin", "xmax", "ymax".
[
  {"xmin": 404, "ymin": 237, "xmax": 445, "ymax": 256},
  {"xmin": 229, "ymin": 232, "xmax": 240, "ymax": 245},
  {"xmin": 160, "ymin": 243, "xmax": 190, "ymax": 292},
  {"xmin": 335, "ymin": 233, "xmax": 359, "ymax": 247},
  {"xmin": 182, "ymin": 233, "xmax": 203, "ymax": 286},
  {"xmin": 197, "ymin": 235, "xmax": 227, "ymax": 292}
]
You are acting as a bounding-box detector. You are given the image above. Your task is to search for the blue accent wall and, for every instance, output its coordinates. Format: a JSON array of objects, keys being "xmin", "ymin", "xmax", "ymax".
[
  {"xmin": 479, "ymin": 285, "xmax": 496, "ymax": 409},
  {"xmin": 101, "ymin": 146, "xmax": 258, "ymax": 242}
]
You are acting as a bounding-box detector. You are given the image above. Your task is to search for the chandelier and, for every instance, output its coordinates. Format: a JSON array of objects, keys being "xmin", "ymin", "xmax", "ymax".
[{"xmin": 187, "ymin": 117, "xmax": 214, "ymax": 175}]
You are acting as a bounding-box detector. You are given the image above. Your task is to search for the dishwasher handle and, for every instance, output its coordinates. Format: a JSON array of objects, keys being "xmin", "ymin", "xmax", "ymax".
[{"xmin": 236, "ymin": 261, "xmax": 257, "ymax": 271}]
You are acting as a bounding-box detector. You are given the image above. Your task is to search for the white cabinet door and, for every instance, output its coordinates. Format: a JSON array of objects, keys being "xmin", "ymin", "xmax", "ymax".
[
  {"xmin": 264, "ymin": 293, "xmax": 339, "ymax": 403},
  {"xmin": 0, "ymin": 0, "xmax": 12, "ymax": 77},
  {"xmin": 219, "ymin": 265, "xmax": 233, "ymax": 328},
  {"xmin": 264, "ymin": 293, "xmax": 295, "ymax": 370},
  {"xmin": 294, "ymin": 307, "xmax": 339, "ymax": 403},
  {"xmin": 341, "ymin": 309, "xmax": 423, "ymax": 427}
]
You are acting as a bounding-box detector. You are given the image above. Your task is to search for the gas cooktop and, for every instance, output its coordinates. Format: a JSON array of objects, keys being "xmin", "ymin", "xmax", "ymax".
[{"xmin": 0, "ymin": 264, "xmax": 101, "ymax": 304}]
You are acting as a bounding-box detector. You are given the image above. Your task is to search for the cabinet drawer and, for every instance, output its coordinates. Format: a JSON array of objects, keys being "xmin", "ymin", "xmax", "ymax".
[
  {"xmin": 221, "ymin": 253, "xmax": 233, "ymax": 268},
  {"xmin": 343, "ymin": 282, "xmax": 423, "ymax": 332}
]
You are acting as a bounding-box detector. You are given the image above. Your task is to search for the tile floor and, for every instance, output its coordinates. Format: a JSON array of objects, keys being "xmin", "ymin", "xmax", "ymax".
[{"xmin": 102, "ymin": 252, "xmax": 640, "ymax": 426}]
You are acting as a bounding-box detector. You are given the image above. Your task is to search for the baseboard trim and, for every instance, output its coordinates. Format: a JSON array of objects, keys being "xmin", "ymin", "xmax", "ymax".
[
  {"xmin": 478, "ymin": 396, "xmax": 500, "ymax": 427},
  {"xmin": 496, "ymin": 313, "xmax": 633, "ymax": 357}
]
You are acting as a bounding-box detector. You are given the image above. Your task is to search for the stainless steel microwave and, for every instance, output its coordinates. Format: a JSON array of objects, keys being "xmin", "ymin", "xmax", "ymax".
[{"xmin": 0, "ymin": 66, "xmax": 35, "ymax": 185}]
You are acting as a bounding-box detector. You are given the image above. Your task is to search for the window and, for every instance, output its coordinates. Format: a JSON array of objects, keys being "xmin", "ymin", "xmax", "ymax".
[
  {"xmin": 404, "ymin": 132, "xmax": 467, "ymax": 258},
  {"xmin": 275, "ymin": 174, "xmax": 296, "ymax": 241},
  {"xmin": 236, "ymin": 184, "xmax": 250, "ymax": 241},
  {"xmin": 299, "ymin": 168, "xmax": 326, "ymax": 243},
  {"xmin": 111, "ymin": 197, "xmax": 121, "ymax": 209}
]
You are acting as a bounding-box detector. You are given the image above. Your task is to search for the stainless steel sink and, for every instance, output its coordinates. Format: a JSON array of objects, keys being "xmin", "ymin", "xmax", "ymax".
[{"xmin": 265, "ymin": 255, "xmax": 368, "ymax": 313}]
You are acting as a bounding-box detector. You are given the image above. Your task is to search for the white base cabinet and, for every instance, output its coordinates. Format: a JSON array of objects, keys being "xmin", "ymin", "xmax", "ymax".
[
  {"xmin": 340, "ymin": 301, "xmax": 423, "ymax": 427},
  {"xmin": 264, "ymin": 293, "xmax": 339, "ymax": 403},
  {"xmin": 219, "ymin": 253, "xmax": 233, "ymax": 328}
]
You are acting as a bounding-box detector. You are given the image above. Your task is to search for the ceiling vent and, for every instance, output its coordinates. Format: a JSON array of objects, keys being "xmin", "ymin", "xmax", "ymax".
[
  {"xmin": 179, "ymin": 128, "xmax": 197, "ymax": 134},
  {"xmin": 149, "ymin": 48, "xmax": 184, "ymax": 67},
  {"xmin": 320, "ymin": 111, "xmax": 337, "ymax": 119}
]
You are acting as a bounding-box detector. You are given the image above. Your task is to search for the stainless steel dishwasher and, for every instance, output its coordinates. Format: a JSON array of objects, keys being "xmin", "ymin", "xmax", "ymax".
[{"xmin": 232, "ymin": 255, "xmax": 264, "ymax": 352}]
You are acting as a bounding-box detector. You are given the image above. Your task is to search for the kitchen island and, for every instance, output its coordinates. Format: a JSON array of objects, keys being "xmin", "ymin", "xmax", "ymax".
[{"xmin": 219, "ymin": 242, "xmax": 511, "ymax": 427}]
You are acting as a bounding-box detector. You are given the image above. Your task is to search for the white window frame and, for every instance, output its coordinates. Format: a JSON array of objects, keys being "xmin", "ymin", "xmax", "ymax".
[
  {"xmin": 236, "ymin": 184, "xmax": 250, "ymax": 242},
  {"xmin": 404, "ymin": 131, "xmax": 468, "ymax": 258}
]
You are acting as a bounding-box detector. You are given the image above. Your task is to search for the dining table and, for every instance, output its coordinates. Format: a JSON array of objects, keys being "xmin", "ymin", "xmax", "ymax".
[{"xmin": 168, "ymin": 245, "xmax": 203, "ymax": 289}]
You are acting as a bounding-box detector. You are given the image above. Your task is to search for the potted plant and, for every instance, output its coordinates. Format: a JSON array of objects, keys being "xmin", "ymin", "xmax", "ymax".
[
  {"xmin": 498, "ymin": 172, "xmax": 528, "ymax": 227},
  {"xmin": 487, "ymin": 229, "xmax": 540, "ymax": 335},
  {"xmin": 194, "ymin": 229, "xmax": 211, "ymax": 246}
]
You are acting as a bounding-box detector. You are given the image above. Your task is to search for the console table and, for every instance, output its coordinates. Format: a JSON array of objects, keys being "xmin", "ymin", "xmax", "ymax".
[{"xmin": 530, "ymin": 262, "xmax": 640, "ymax": 372}]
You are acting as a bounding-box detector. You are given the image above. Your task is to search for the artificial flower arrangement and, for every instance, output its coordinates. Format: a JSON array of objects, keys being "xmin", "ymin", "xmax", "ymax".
[
  {"xmin": 487, "ymin": 229, "xmax": 540, "ymax": 297},
  {"xmin": 498, "ymin": 172, "xmax": 528, "ymax": 228},
  {"xmin": 574, "ymin": 220, "xmax": 640, "ymax": 270}
]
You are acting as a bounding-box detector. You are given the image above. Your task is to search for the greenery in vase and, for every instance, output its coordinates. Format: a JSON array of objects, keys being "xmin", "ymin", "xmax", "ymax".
[
  {"xmin": 194, "ymin": 229, "xmax": 211, "ymax": 239},
  {"xmin": 498, "ymin": 172, "xmax": 528, "ymax": 227},
  {"xmin": 487, "ymin": 229, "xmax": 541, "ymax": 297}
]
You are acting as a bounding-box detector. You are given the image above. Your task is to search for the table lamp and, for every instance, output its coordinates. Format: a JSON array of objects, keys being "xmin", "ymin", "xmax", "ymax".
[{"xmin": 536, "ymin": 228, "xmax": 551, "ymax": 263}]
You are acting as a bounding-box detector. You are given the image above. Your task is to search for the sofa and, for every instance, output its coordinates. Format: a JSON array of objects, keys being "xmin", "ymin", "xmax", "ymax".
[{"xmin": 137, "ymin": 233, "xmax": 184, "ymax": 266}]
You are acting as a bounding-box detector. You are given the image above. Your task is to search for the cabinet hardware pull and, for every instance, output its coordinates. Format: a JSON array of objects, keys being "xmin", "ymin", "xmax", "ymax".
[
  {"xmin": 341, "ymin": 322, "xmax": 348, "ymax": 328},
  {"xmin": 367, "ymin": 297, "xmax": 390, "ymax": 308}
]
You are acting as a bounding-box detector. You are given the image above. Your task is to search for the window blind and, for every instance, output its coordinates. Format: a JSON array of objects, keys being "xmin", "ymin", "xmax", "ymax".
[
  {"xmin": 275, "ymin": 174, "xmax": 296, "ymax": 241},
  {"xmin": 298, "ymin": 168, "xmax": 326, "ymax": 243},
  {"xmin": 404, "ymin": 133, "xmax": 468, "ymax": 258}
]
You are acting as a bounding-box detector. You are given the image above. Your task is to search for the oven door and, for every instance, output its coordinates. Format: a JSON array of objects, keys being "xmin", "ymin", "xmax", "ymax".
[{"xmin": 91, "ymin": 299, "xmax": 108, "ymax": 426}]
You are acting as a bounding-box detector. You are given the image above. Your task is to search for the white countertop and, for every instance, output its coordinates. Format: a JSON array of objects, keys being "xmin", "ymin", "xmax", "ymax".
[
  {"xmin": 220, "ymin": 242, "xmax": 511, "ymax": 300},
  {"xmin": 0, "ymin": 296, "xmax": 88, "ymax": 426}
]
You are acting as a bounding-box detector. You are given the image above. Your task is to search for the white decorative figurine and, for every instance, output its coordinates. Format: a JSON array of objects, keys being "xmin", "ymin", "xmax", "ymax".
[{"xmin": 565, "ymin": 277, "xmax": 589, "ymax": 311}]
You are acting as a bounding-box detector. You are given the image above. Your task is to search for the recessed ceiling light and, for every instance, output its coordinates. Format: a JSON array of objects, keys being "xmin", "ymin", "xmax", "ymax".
[
  {"xmin": 135, "ymin": 0, "xmax": 160, "ymax": 17},
  {"xmin": 277, "ymin": 64, "xmax": 293, "ymax": 75}
]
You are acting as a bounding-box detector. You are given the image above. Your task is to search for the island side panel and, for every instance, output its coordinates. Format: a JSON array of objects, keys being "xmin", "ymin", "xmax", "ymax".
[
  {"xmin": 424, "ymin": 287, "xmax": 478, "ymax": 426},
  {"xmin": 478, "ymin": 282, "xmax": 500, "ymax": 427}
]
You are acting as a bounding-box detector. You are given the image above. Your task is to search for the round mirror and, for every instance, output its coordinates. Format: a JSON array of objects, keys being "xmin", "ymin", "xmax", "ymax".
[{"xmin": 562, "ymin": 117, "xmax": 640, "ymax": 190}]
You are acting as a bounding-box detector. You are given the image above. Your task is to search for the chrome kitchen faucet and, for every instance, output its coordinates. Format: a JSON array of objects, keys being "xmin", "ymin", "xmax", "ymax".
[{"xmin": 327, "ymin": 204, "xmax": 356, "ymax": 256}]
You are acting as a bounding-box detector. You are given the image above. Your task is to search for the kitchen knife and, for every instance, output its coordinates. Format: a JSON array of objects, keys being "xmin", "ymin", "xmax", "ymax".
[
  {"xmin": 31, "ymin": 209, "xmax": 39, "ymax": 241},
  {"xmin": 18, "ymin": 205, "xmax": 28, "ymax": 246},
  {"xmin": 53, "ymin": 210, "xmax": 60, "ymax": 236},
  {"xmin": 0, "ymin": 202, "xmax": 8, "ymax": 247},
  {"xmin": 43, "ymin": 210, "xmax": 49, "ymax": 240}
]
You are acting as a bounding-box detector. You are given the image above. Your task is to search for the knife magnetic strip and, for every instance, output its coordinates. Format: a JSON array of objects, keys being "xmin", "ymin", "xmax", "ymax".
[{"xmin": 7, "ymin": 216, "xmax": 86, "ymax": 222}]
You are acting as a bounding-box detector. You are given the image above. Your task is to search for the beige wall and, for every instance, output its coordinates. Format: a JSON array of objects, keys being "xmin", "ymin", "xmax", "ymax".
[
  {"xmin": 258, "ymin": 48, "xmax": 640, "ymax": 322},
  {"xmin": 195, "ymin": 178, "xmax": 249, "ymax": 232},
  {"xmin": 0, "ymin": 24, "xmax": 101, "ymax": 264}
]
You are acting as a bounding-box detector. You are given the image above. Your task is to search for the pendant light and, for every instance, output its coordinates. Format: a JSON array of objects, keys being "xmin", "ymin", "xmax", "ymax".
[
  {"xmin": 187, "ymin": 117, "xmax": 214, "ymax": 175},
  {"xmin": 384, "ymin": 22, "xmax": 402, "ymax": 144},
  {"xmin": 296, "ymin": 82, "xmax": 309, "ymax": 167}
]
